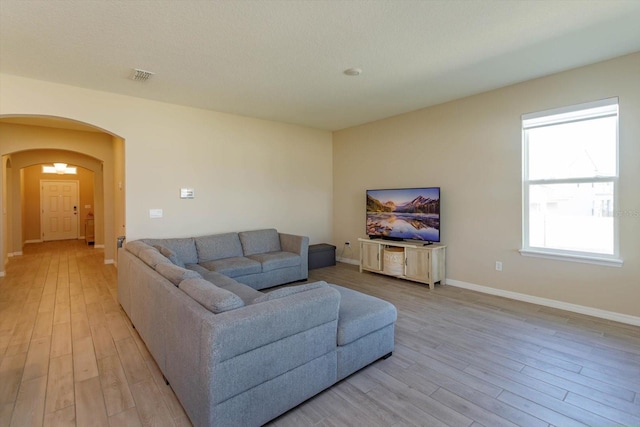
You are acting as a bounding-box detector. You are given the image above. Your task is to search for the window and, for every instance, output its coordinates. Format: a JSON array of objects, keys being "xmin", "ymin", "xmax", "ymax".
[{"xmin": 521, "ymin": 98, "xmax": 621, "ymax": 266}]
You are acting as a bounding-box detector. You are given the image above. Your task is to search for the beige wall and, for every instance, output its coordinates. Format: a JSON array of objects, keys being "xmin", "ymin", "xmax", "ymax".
[
  {"xmin": 112, "ymin": 135, "xmax": 126, "ymax": 265},
  {"xmin": 333, "ymin": 53, "xmax": 640, "ymax": 318},
  {"xmin": 0, "ymin": 73, "xmax": 333, "ymax": 272},
  {"xmin": 2, "ymin": 156, "xmax": 12, "ymax": 260},
  {"xmin": 2, "ymin": 54, "xmax": 636, "ymax": 319},
  {"xmin": 22, "ymin": 164, "xmax": 94, "ymax": 242}
]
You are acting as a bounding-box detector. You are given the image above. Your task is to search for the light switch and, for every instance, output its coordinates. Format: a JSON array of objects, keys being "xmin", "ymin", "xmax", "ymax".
[
  {"xmin": 149, "ymin": 209, "xmax": 163, "ymax": 219},
  {"xmin": 85, "ymin": 204, "xmax": 91, "ymax": 209},
  {"xmin": 180, "ymin": 188, "xmax": 195, "ymax": 199}
]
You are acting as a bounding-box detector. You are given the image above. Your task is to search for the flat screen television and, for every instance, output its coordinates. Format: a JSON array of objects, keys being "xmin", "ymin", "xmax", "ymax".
[{"xmin": 366, "ymin": 187, "xmax": 440, "ymax": 243}]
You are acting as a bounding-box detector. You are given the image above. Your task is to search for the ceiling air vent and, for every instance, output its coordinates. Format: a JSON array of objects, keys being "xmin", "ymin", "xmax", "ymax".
[{"xmin": 130, "ymin": 68, "xmax": 155, "ymax": 82}]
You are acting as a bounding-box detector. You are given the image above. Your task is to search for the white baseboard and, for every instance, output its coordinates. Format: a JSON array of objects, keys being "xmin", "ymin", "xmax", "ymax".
[
  {"xmin": 8, "ymin": 251, "xmax": 23, "ymax": 257},
  {"xmin": 24, "ymin": 240, "xmax": 43, "ymax": 244},
  {"xmin": 94, "ymin": 244, "xmax": 105, "ymax": 249},
  {"xmin": 104, "ymin": 259, "xmax": 114, "ymax": 265},
  {"xmin": 446, "ymin": 278, "xmax": 640, "ymax": 327}
]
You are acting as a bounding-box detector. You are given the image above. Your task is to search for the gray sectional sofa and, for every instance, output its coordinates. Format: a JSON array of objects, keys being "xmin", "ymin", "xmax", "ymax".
[
  {"xmin": 117, "ymin": 229, "xmax": 397, "ymax": 427},
  {"xmin": 141, "ymin": 228, "xmax": 309, "ymax": 290}
]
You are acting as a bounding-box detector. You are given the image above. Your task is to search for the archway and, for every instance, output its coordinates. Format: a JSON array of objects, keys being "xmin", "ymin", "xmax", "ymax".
[
  {"xmin": 0, "ymin": 115, "xmax": 125, "ymax": 274},
  {"xmin": 11, "ymin": 150, "xmax": 102, "ymax": 248}
]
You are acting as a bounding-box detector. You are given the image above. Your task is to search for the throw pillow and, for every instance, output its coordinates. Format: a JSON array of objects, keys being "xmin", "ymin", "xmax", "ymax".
[
  {"xmin": 153, "ymin": 244, "xmax": 186, "ymax": 268},
  {"xmin": 252, "ymin": 281, "xmax": 328, "ymax": 304},
  {"xmin": 179, "ymin": 278, "xmax": 244, "ymax": 314},
  {"xmin": 156, "ymin": 263, "xmax": 201, "ymax": 286}
]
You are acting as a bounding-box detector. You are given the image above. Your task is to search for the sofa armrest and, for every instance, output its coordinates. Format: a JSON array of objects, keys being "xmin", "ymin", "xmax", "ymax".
[
  {"xmin": 202, "ymin": 286, "xmax": 340, "ymax": 404},
  {"xmin": 279, "ymin": 233, "xmax": 309, "ymax": 278},
  {"xmin": 279, "ymin": 232, "xmax": 308, "ymax": 256}
]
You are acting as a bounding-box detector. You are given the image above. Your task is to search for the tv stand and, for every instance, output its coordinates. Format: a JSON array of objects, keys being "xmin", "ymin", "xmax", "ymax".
[{"xmin": 358, "ymin": 238, "xmax": 446, "ymax": 290}]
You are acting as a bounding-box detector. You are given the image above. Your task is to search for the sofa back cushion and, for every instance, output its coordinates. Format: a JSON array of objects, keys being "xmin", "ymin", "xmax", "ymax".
[
  {"xmin": 202, "ymin": 271, "xmax": 263, "ymax": 304},
  {"xmin": 139, "ymin": 248, "xmax": 172, "ymax": 269},
  {"xmin": 156, "ymin": 263, "xmax": 202, "ymax": 286},
  {"xmin": 142, "ymin": 238, "xmax": 198, "ymax": 265},
  {"xmin": 153, "ymin": 245, "xmax": 186, "ymax": 268},
  {"xmin": 239, "ymin": 229, "xmax": 281, "ymax": 256},
  {"xmin": 195, "ymin": 233, "xmax": 243, "ymax": 262},
  {"xmin": 126, "ymin": 240, "xmax": 153, "ymax": 257},
  {"xmin": 179, "ymin": 278, "xmax": 244, "ymax": 314}
]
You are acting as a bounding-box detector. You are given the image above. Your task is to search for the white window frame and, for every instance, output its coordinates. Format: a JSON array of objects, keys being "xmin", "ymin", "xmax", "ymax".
[{"xmin": 520, "ymin": 98, "xmax": 622, "ymax": 267}]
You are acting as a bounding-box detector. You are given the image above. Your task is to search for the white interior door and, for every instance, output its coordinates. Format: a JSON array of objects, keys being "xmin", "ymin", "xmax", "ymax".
[{"xmin": 41, "ymin": 180, "xmax": 79, "ymax": 241}]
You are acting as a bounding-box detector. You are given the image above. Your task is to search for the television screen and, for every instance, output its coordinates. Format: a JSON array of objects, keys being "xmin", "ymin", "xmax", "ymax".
[{"xmin": 366, "ymin": 187, "xmax": 440, "ymax": 242}]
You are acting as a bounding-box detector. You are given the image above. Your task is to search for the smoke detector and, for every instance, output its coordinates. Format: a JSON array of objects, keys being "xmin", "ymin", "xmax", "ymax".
[
  {"xmin": 343, "ymin": 68, "xmax": 362, "ymax": 76},
  {"xmin": 130, "ymin": 68, "xmax": 155, "ymax": 82}
]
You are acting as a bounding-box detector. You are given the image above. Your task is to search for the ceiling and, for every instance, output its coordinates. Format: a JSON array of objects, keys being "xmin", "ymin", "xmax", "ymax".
[{"xmin": 1, "ymin": 1, "xmax": 639, "ymax": 131}]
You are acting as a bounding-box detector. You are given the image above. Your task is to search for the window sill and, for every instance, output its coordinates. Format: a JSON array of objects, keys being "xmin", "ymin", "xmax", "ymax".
[{"xmin": 519, "ymin": 249, "xmax": 623, "ymax": 268}]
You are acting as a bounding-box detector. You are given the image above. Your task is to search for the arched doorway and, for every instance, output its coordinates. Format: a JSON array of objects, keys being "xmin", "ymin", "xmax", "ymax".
[{"xmin": 0, "ymin": 116, "xmax": 126, "ymax": 274}]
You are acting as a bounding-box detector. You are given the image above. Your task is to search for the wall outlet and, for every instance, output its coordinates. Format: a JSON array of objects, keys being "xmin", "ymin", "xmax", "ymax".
[
  {"xmin": 345, "ymin": 241, "xmax": 351, "ymax": 247},
  {"xmin": 495, "ymin": 261, "xmax": 503, "ymax": 271}
]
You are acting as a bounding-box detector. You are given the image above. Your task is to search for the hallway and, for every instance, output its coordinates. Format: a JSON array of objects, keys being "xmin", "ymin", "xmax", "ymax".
[{"xmin": 0, "ymin": 240, "xmax": 189, "ymax": 426}]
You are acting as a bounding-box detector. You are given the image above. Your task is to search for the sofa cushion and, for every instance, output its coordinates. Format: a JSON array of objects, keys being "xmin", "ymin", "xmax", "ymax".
[
  {"xmin": 252, "ymin": 281, "xmax": 328, "ymax": 304},
  {"xmin": 330, "ymin": 284, "xmax": 397, "ymax": 346},
  {"xmin": 179, "ymin": 278, "xmax": 244, "ymax": 314},
  {"xmin": 156, "ymin": 263, "xmax": 201, "ymax": 286},
  {"xmin": 139, "ymin": 248, "xmax": 172, "ymax": 269},
  {"xmin": 218, "ymin": 281, "xmax": 264, "ymax": 305},
  {"xmin": 142, "ymin": 238, "xmax": 198, "ymax": 265},
  {"xmin": 126, "ymin": 240, "xmax": 153, "ymax": 257},
  {"xmin": 239, "ymin": 229, "xmax": 281, "ymax": 256},
  {"xmin": 153, "ymin": 245, "xmax": 186, "ymax": 268},
  {"xmin": 195, "ymin": 233, "xmax": 243, "ymax": 263},
  {"xmin": 247, "ymin": 251, "xmax": 300, "ymax": 272},
  {"xmin": 185, "ymin": 263, "xmax": 209, "ymax": 275},
  {"xmin": 201, "ymin": 271, "xmax": 263, "ymax": 304},
  {"xmin": 199, "ymin": 257, "xmax": 261, "ymax": 278},
  {"xmin": 202, "ymin": 270, "xmax": 246, "ymax": 288}
]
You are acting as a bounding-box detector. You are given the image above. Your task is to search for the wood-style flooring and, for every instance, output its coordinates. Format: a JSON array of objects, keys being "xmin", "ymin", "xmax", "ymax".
[{"xmin": 1, "ymin": 240, "xmax": 639, "ymax": 426}]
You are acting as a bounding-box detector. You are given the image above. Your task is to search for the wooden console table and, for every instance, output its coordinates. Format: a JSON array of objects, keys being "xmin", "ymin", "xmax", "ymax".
[{"xmin": 359, "ymin": 238, "xmax": 446, "ymax": 289}]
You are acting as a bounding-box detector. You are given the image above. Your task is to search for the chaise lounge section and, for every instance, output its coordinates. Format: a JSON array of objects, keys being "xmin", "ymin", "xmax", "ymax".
[{"xmin": 117, "ymin": 229, "xmax": 397, "ymax": 427}]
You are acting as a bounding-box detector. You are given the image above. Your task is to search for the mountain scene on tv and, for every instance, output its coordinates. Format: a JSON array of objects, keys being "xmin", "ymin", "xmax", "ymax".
[{"xmin": 367, "ymin": 188, "xmax": 440, "ymax": 241}]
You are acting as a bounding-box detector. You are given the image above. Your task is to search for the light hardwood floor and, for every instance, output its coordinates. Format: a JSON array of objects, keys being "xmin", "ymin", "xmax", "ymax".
[{"xmin": 1, "ymin": 240, "xmax": 639, "ymax": 426}]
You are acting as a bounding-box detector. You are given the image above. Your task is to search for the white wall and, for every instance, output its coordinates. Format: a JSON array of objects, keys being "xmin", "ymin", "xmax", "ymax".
[
  {"xmin": 0, "ymin": 74, "xmax": 333, "ymax": 258},
  {"xmin": 333, "ymin": 53, "xmax": 640, "ymax": 319}
]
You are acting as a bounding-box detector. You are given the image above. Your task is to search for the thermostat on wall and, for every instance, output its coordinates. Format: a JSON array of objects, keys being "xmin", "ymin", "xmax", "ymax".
[{"xmin": 180, "ymin": 188, "xmax": 195, "ymax": 199}]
